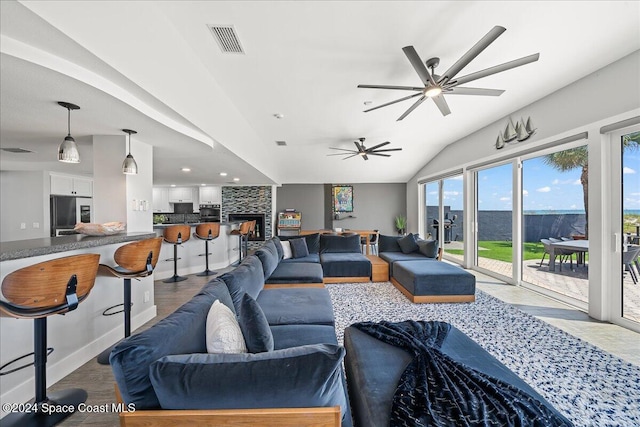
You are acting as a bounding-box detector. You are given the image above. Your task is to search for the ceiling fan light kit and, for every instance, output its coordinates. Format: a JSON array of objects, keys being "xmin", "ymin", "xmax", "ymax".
[
  {"xmin": 328, "ymin": 137, "xmax": 402, "ymax": 161},
  {"xmin": 358, "ymin": 25, "xmax": 540, "ymax": 121},
  {"xmin": 57, "ymin": 101, "xmax": 81, "ymax": 163}
]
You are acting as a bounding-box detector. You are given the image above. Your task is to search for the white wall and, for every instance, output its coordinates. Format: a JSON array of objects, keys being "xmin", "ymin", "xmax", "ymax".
[
  {"xmin": 126, "ymin": 140, "xmax": 153, "ymax": 232},
  {"xmin": 0, "ymin": 171, "xmax": 48, "ymax": 242},
  {"xmin": 92, "ymin": 135, "xmax": 127, "ymax": 225}
]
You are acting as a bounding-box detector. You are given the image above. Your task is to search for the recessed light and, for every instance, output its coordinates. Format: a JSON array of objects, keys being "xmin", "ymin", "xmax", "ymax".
[
  {"xmin": 170, "ymin": 184, "xmax": 176, "ymax": 187},
  {"xmin": 201, "ymin": 183, "xmax": 206, "ymax": 186},
  {"xmin": 181, "ymin": 167, "xmax": 191, "ymax": 172},
  {"xmin": 233, "ymin": 177, "xmax": 240, "ymax": 182},
  {"xmin": 219, "ymin": 172, "xmax": 228, "ymax": 176}
]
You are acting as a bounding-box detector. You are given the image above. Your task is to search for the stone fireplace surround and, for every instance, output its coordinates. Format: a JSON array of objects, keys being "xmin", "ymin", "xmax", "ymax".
[{"xmin": 222, "ymin": 186, "xmax": 273, "ymax": 251}]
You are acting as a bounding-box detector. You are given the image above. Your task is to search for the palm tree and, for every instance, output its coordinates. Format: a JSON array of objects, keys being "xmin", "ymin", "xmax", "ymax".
[{"xmin": 543, "ymin": 131, "xmax": 640, "ymax": 238}]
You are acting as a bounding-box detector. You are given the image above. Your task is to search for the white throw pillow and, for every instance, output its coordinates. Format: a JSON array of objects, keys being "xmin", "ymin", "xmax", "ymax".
[
  {"xmin": 281, "ymin": 240, "xmax": 293, "ymax": 260},
  {"xmin": 206, "ymin": 300, "xmax": 247, "ymax": 354}
]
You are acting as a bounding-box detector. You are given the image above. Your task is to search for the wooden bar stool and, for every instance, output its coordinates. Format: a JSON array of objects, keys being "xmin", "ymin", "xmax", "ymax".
[
  {"xmin": 193, "ymin": 223, "xmax": 220, "ymax": 277},
  {"xmin": 96, "ymin": 237, "xmax": 162, "ymax": 365},
  {"xmin": 0, "ymin": 253, "xmax": 99, "ymax": 427},
  {"xmin": 162, "ymin": 225, "xmax": 191, "ymax": 283},
  {"xmin": 229, "ymin": 221, "xmax": 252, "ymax": 263}
]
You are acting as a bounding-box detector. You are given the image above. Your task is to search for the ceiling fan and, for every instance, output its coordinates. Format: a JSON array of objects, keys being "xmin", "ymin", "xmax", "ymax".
[
  {"xmin": 328, "ymin": 138, "xmax": 402, "ymax": 160},
  {"xmin": 358, "ymin": 26, "xmax": 540, "ymax": 121}
]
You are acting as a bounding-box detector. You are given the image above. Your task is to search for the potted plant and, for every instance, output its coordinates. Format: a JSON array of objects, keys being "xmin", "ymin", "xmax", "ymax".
[{"xmin": 395, "ymin": 215, "xmax": 407, "ymax": 235}]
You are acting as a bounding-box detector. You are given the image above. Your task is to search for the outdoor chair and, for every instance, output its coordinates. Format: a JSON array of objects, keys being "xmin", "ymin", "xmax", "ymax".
[
  {"xmin": 623, "ymin": 245, "xmax": 640, "ymax": 284},
  {"xmin": 549, "ymin": 237, "xmax": 575, "ymax": 271}
]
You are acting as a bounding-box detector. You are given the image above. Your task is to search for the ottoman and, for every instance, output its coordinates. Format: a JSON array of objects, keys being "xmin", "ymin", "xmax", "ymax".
[{"xmin": 391, "ymin": 260, "xmax": 475, "ymax": 303}]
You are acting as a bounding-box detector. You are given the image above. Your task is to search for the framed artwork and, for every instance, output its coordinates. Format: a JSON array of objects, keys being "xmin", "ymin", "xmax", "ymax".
[{"xmin": 333, "ymin": 185, "xmax": 353, "ymax": 212}]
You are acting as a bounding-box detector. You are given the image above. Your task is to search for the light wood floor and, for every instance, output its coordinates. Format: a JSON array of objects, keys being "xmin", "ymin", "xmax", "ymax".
[{"xmin": 40, "ymin": 270, "xmax": 639, "ymax": 426}]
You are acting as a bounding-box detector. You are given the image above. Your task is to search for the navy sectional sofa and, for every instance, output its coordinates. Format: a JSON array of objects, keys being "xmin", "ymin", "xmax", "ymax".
[
  {"xmin": 110, "ymin": 252, "xmax": 352, "ymax": 427},
  {"xmin": 379, "ymin": 234, "xmax": 476, "ymax": 303},
  {"xmin": 257, "ymin": 234, "xmax": 372, "ymax": 285}
]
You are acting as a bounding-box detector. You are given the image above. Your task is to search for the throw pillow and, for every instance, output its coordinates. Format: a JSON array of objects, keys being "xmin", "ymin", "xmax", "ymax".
[
  {"xmin": 417, "ymin": 239, "xmax": 439, "ymax": 258},
  {"xmin": 290, "ymin": 237, "xmax": 310, "ymax": 258},
  {"xmin": 398, "ymin": 233, "xmax": 419, "ymax": 254},
  {"xmin": 237, "ymin": 293, "xmax": 274, "ymax": 353},
  {"xmin": 205, "ymin": 300, "xmax": 247, "ymax": 354},
  {"xmin": 281, "ymin": 240, "xmax": 293, "ymax": 259}
]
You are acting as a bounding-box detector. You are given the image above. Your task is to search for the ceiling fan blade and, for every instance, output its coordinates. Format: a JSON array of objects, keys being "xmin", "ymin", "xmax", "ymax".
[
  {"xmin": 367, "ymin": 152, "xmax": 392, "ymax": 157},
  {"xmin": 327, "ymin": 152, "xmax": 356, "ymax": 156},
  {"xmin": 397, "ymin": 96, "xmax": 427, "ymax": 121},
  {"xmin": 358, "ymin": 84, "xmax": 424, "ymax": 91},
  {"xmin": 329, "ymin": 147, "xmax": 358, "ymax": 152},
  {"xmin": 371, "ymin": 148, "xmax": 403, "ymax": 152},
  {"xmin": 439, "ymin": 26, "xmax": 506, "ymax": 84},
  {"xmin": 342, "ymin": 153, "xmax": 360, "ymax": 160},
  {"xmin": 365, "ymin": 141, "xmax": 391, "ymax": 151},
  {"xmin": 402, "ymin": 46, "xmax": 437, "ymax": 86},
  {"xmin": 446, "ymin": 87, "xmax": 505, "ymax": 96},
  {"xmin": 364, "ymin": 93, "xmax": 423, "ymax": 112},
  {"xmin": 362, "ymin": 154, "xmax": 369, "ymax": 161},
  {"xmin": 431, "ymin": 94, "xmax": 451, "ymax": 116},
  {"xmin": 354, "ymin": 140, "xmax": 365, "ymax": 152},
  {"xmin": 451, "ymin": 53, "xmax": 540, "ymax": 86}
]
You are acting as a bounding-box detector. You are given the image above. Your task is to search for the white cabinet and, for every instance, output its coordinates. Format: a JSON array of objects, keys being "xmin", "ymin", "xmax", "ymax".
[
  {"xmin": 50, "ymin": 174, "xmax": 93, "ymax": 197},
  {"xmin": 168, "ymin": 187, "xmax": 193, "ymax": 203},
  {"xmin": 152, "ymin": 187, "xmax": 170, "ymax": 212},
  {"xmin": 199, "ymin": 186, "xmax": 221, "ymax": 204}
]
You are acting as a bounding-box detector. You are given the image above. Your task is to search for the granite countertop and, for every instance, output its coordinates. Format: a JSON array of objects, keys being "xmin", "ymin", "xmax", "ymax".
[
  {"xmin": 0, "ymin": 232, "xmax": 158, "ymax": 262},
  {"xmin": 152, "ymin": 221, "xmax": 240, "ymax": 229}
]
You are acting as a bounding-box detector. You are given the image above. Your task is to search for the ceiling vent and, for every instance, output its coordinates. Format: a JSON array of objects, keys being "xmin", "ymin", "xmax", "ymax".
[
  {"xmin": 275, "ymin": 141, "xmax": 287, "ymax": 146},
  {"xmin": 208, "ymin": 25, "xmax": 245, "ymax": 54},
  {"xmin": 1, "ymin": 147, "xmax": 34, "ymax": 153}
]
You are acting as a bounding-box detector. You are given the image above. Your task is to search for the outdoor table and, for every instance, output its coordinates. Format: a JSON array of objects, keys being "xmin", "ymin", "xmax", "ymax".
[{"xmin": 549, "ymin": 239, "xmax": 589, "ymax": 272}]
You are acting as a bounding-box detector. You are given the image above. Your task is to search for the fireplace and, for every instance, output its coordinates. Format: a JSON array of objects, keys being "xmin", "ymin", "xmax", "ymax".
[{"xmin": 228, "ymin": 213, "xmax": 266, "ymax": 241}]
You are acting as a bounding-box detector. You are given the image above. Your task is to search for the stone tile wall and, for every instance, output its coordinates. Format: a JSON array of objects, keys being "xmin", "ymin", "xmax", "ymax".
[{"xmin": 222, "ymin": 186, "xmax": 272, "ymax": 250}]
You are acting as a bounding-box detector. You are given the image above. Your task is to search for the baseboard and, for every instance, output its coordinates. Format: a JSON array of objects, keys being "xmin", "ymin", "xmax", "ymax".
[{"xmin": 0, "ymin": 306, "xmax": 156, "ymax": 417}]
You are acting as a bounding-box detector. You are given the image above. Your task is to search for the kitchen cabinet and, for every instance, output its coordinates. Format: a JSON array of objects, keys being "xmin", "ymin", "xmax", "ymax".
[
  {"xmin": 50, "ymin": 174, "xmax": 93, "ymax": 197},
  {"xmin": 198, "ymin": 186, "xmax": 221, "ymax": 204},
  {"xmin": 152, "ymin": 187, "xmax": 170, "ymax": 212},
  {"xmin": 168, "ymin": 187, "xmax": 193, "ymax": 203}
]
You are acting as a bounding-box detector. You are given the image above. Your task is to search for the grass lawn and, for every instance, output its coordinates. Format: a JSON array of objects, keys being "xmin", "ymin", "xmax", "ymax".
[{"xmin": 446, "ymin": 241, "xmax": 545, "ymax": 263}]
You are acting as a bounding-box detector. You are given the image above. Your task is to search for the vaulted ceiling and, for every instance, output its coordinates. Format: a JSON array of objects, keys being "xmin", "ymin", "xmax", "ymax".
[{"xmin": 1, "ymin": 1, "xmax": 639, "ymax": 186}]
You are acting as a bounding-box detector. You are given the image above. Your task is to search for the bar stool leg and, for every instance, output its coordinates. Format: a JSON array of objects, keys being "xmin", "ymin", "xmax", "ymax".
[
  {"xmin": 97, "ymin": 278, "xmax": 132, "ymax": 365},
  {"xmin": 164, "ymin": 243, "xmax": 187, "ymax": 283},
  {"xmin": 196, "ymin": 240, "xmax": 216, "ymax": 277},
  {"xmin": 2, "ymin": 318, "xmax": 88, "ymax": 427}
]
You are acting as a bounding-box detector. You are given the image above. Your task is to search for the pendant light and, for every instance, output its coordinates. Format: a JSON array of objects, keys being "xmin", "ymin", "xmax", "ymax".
[
  {"xmin": 57, "ymin": 101, "xmax": 81, "ymax": 163},
  {"xmin": 122, "ymin": 129, "xmax": 138, "ymax": 175}
]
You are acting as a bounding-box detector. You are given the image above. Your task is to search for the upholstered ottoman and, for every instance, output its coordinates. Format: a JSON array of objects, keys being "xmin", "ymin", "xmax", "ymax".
[{"xmin": 391, "ymin": 260, "xmax": 475, "ymax": 303}]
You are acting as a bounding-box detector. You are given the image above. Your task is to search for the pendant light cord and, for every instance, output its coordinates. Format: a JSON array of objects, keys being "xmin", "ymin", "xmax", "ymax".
[{"xmin": 67, "ymin": 107, "xmax": 71, "ymax": 137}]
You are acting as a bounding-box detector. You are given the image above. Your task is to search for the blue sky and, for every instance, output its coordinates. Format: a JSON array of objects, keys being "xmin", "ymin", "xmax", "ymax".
[{"xmin": 425, "ymin": 146, "xmax": 640, "ymax": 212}]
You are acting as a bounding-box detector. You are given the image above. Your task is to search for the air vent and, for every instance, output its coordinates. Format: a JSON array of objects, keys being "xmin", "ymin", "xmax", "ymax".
[
  {"xmin": 208, "ymin": 25, "xmax": 244, "ymax": 54},
  {"xmin": 275, "ymin": 141, "xmax": 287, "ymax": 146},
  {"xmin": 1, "ymin": 147, "xmax": 34, "ymax": 153}
]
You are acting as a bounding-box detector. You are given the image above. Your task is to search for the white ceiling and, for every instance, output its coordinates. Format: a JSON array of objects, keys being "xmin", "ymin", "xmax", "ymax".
[{"xmin": 1, "ymin": 1, "xmax": 639, "ymax": 186}]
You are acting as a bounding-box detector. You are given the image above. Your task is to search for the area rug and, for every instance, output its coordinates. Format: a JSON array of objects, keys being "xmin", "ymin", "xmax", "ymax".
[{"xmin": 326, "ymin": 282, "xmax": 640, "ymax": 427}]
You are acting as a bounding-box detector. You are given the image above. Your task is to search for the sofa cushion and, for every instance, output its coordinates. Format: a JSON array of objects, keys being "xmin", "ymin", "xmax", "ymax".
[
  {"xmin": 149, "ymin": 345, "xmax": 348, "ymax": 420},
  {"xmin": 417, "ymin": 238, "xmax": 439, "ymax": 258},
  {"xmin": 398, "ymin": 233, "xmax": 419, "ymax": 254},
  {"xmin": 290, "ymin": 237, "xmax": 310, "ymax": 258},
  {"xmin": 255, "ymin": 240, "xmax": 279, "ymax": 279},
  {"xmin": 110, "ymin": 285, "xmax": 221, "ymax": 408},
  {"xmin": 270, "ymin": 324, "xmax": 339, "ymax": 349},
  {"xmin": 320, "ymin": 253, "xmax": 372, "ymax": 277},
  {"xmin": 280, "ymin": 253, "xmax": 320, "ymax": 263},
  {"xmin": 280, "ymin": 233, "xmax": 320, "ymax": 254},
  {"xmin": 380, "ymin": 251, "xmax": 436, "ymax": 276},
  {"xmin": 257, "ymin": 288, "xmax": 335, "ymax": 326},
  {"xmin": 378, "ymin": 234, "xmax": 402, "ymax": 252},
  {"xmin": 320, "ymin": 234, "xmax": 361, "ymax": 253},
  {"xmin": 266, "ymin": 262, "xmax": 324, "ymax": 284},
  {"xmin": 206, "ymin": 300, "xmax": 247, "ymax": 354},
  {"xmin": 219, "ymin": 255, "xmax": 265, "ymax": 311},
  {"xmin": 238, "ymin": 293, "xmax": 274, "ymax": 353},
  {"xmin": 271, "ymin": 237, "xmax": 284, "ymax": 260},
  {"xmin": 199, "ymin": 277, "xmax": 237, "ymax": 315},
  {"xmin": 393, "ymin": 260, "xmax": 476, "ymax": 297}
]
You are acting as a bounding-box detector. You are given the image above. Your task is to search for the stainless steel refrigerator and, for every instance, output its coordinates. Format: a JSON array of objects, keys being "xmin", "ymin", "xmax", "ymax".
[{"xmin": 50, "ymin": 196, "xmax": 92, "ymax": 236}]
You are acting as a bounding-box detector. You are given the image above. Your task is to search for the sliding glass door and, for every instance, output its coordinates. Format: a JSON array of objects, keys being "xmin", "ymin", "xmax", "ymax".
[
  {"xmin": 442, "ymin": 175, "xmax": 464, "ymax": 261},
  {"xmin": 475, "ymin": 163, "xmax": 513, "ymax": 280}
]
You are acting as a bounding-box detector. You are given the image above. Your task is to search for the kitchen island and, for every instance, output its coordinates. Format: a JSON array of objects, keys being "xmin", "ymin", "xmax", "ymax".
[
  {"xmin": 152, "ymin": 222, "xmax": 241, "ymax": 280},
  {"xmin": 0, "ymin": 232, "xmax": 157, "ymax": 415}
]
